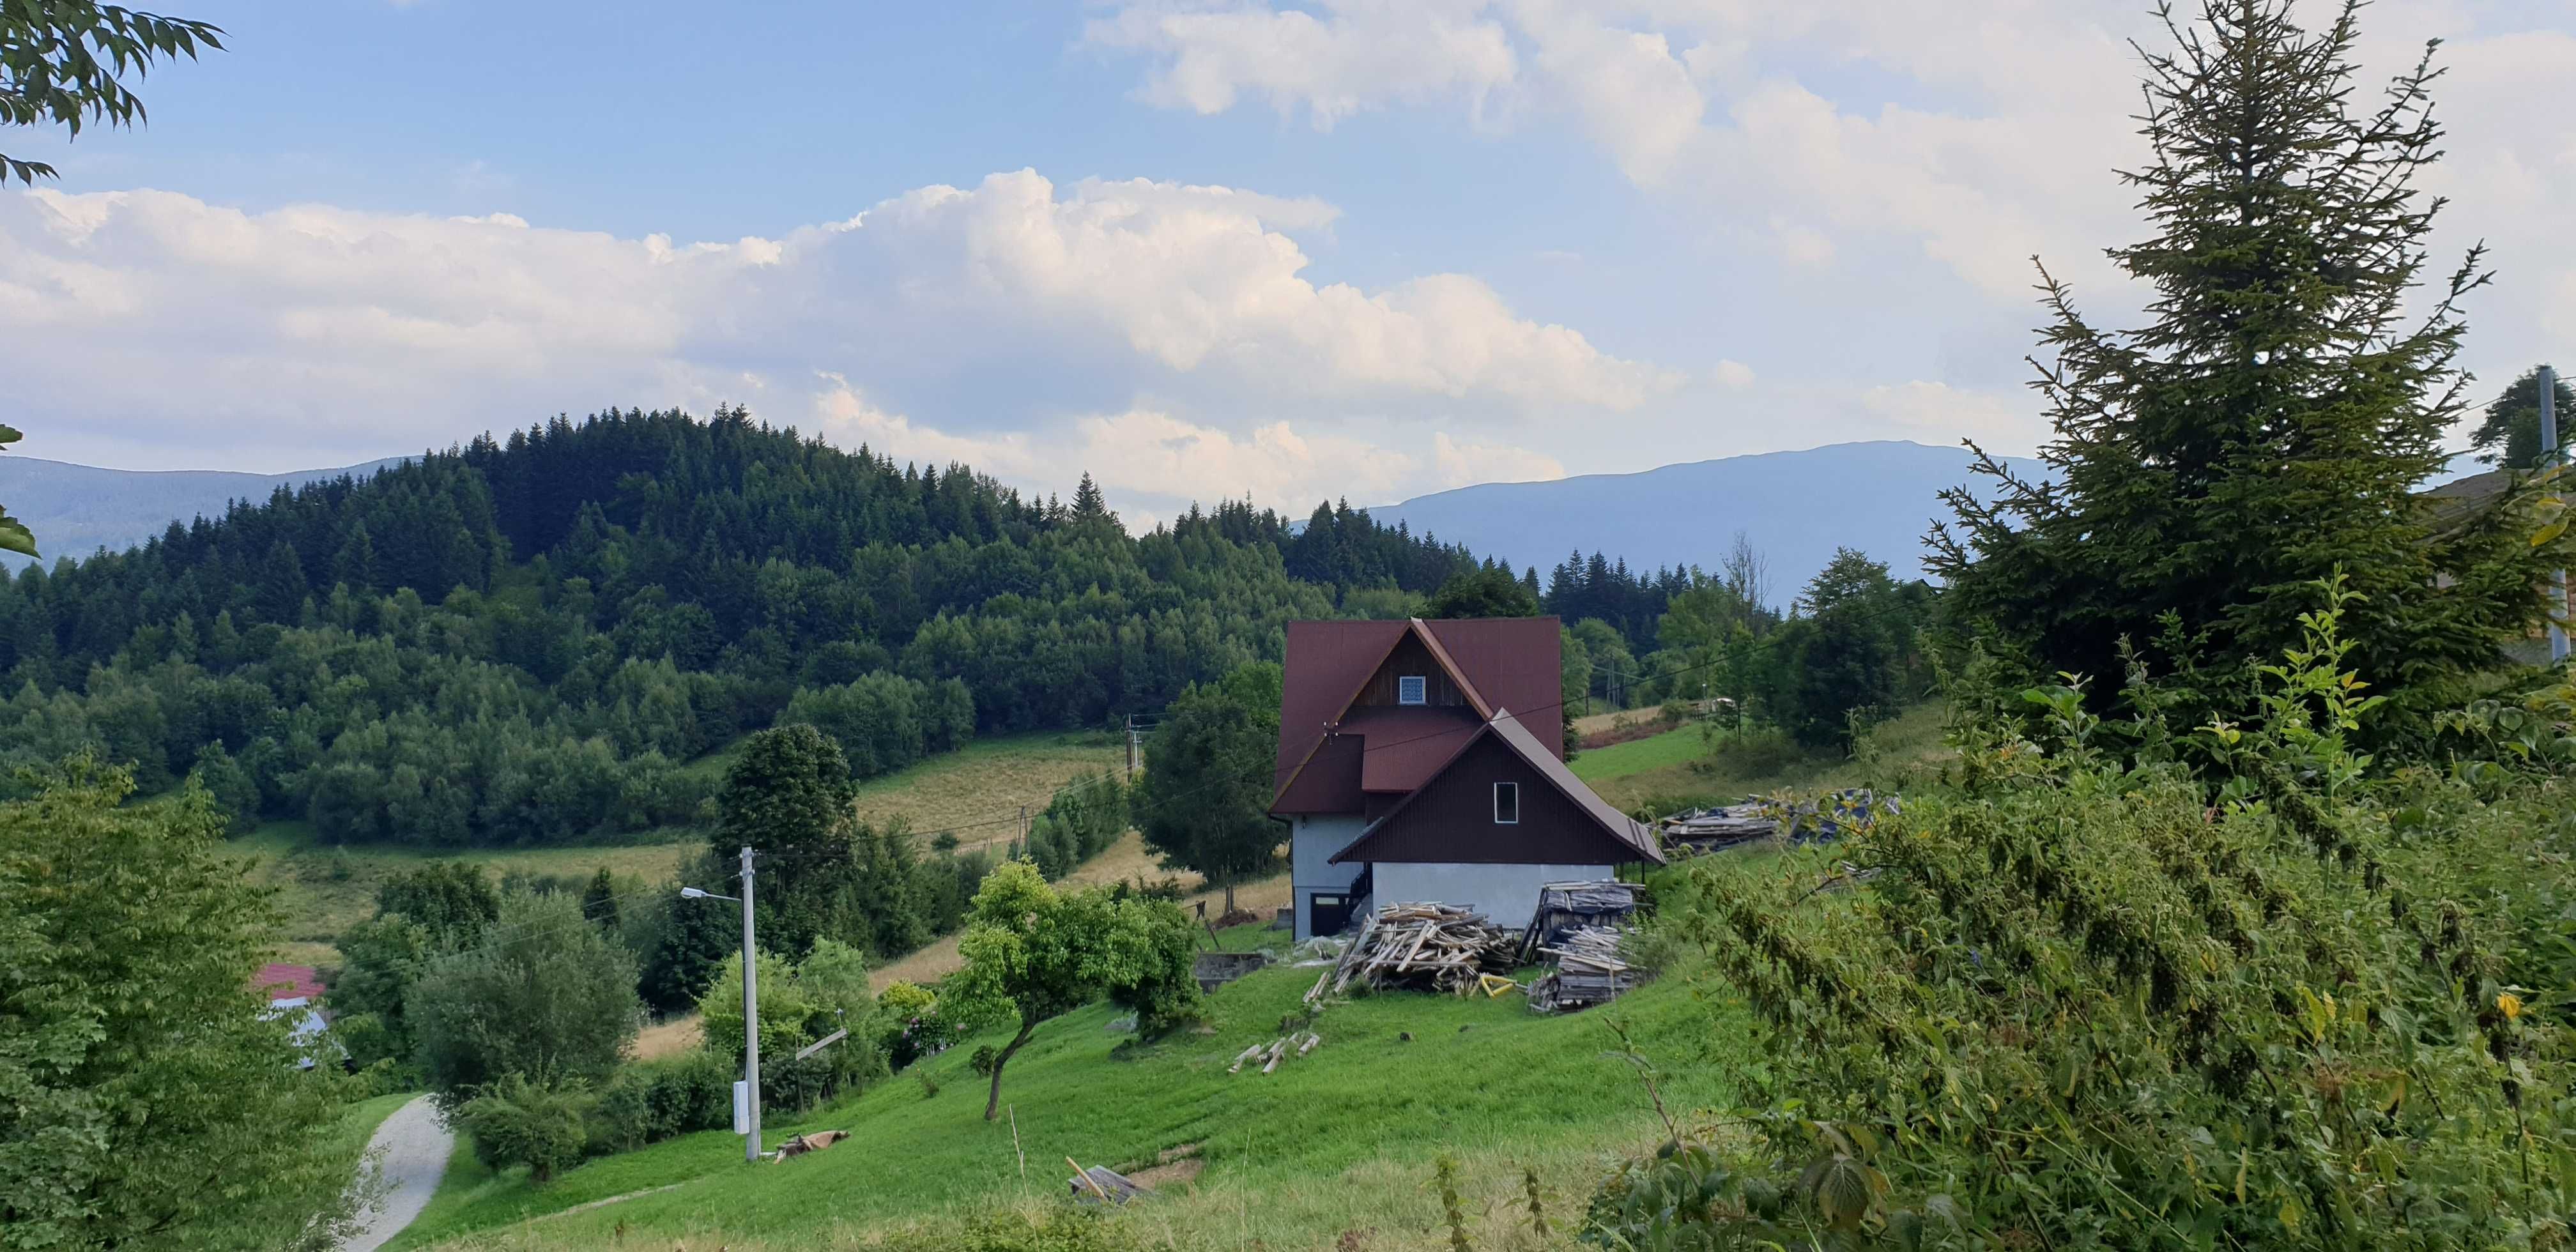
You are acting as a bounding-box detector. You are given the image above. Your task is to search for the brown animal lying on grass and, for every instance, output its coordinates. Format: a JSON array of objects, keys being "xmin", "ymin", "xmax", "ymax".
[{"xmin": 767, "ymin": 1130, "xmax": 848, "ymax": 1163}]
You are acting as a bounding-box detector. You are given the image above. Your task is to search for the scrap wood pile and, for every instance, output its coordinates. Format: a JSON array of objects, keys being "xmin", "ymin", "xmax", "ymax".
[
  {"xmin": 1516, "ymin": 880, "xmax": 1644, "ymax": 963},
  {"xmin": 1304, "ymin": 902, "xmax": 1519, "ymax": 1002},
  {"xmin": 1228, "ymin": 1029, "xmax": 1323, "ymax": 1076},
  {"xmin": 1659, "ymin": 788, "xmax": 1901, "ymax": 854},
  {"xmin": 1528, "ymin": 924, "xmax": 1637, "ymax": 1013}
]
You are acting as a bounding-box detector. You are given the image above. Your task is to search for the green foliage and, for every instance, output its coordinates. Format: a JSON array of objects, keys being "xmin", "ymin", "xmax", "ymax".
[
  {"xmin": 1760, "ymin": 549, "xmax": 1933, "ymax": 751},
  {"xmin": 697, "ymin": 938, "xmax": 885, "ymax": 1113},
  {"xmin": 0, "ymin": 3, "xmax": 225, "ymax": 186},
  {"xmin": 0, "ymin": 425, "xmax": 33, "ymax": 558},
  {"xmin": 0, "ymin": 408, "xmax": 1473, "ymax": 846},
  {"xmin": 946, "ymin": 860, "xmax": 1204, "ymax": 1120},
  {"xmin": 1425, "ymin": 564, "xmax": 1541, "ymax": 618},
  {"xmin": 185, "ymin": 737, "xmax": 259, "ymax": 834},
  {"xmin": 2470, "ymin": 365, "xmax": 2576, "ymax": 470},
  {"xmin": 586, "ymin": 1048, "xmax": 734, "ymax": 1156},
  {"xmin": 1137, "ymin": 662, "xmax": 1282, "ymax": 913},
  {"xmin": 0, "ymin": 757, "xmax": 360, "ymax": 1249},
  {"xmin": 457, "ymin": 1072, "xmax": 595, "ymax": 1184},
  {"xmin": 1930, "ymin": 0, "xmax": 2572, "ymax": 745},
  {"xmin": 873, "ymin": 1209, "xmax": 1133, "ymax": 1252},
  {"xmin": 1026, "ymin": 769, "xmax": 1129, "ymax": 880},
  {"xmin": 410, "ymin": 889, "xmax": 640, "ymax": 1111},
  {"xmin": 1644, "ymin": 582, "xmax": 2576, "ymax": 1247}
]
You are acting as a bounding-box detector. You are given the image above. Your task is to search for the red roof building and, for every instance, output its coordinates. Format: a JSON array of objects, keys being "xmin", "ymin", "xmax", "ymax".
[
  {"xmin": 1269, "ymin": 617, "xmax": 1660, "ymax": 940},
  {"xmin": 254, "ymin": 963, "xmax": 326, "ymax": 1004}
]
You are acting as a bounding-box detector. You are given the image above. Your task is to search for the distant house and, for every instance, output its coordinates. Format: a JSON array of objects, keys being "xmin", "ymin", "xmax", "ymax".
[
  {"xmin": 1269, "ymin": 616, "xmax": 1663, "ymax": 940},
  {"xmin": 254, "ymin": 963, "xmax": 332, "ymax": 1067}
]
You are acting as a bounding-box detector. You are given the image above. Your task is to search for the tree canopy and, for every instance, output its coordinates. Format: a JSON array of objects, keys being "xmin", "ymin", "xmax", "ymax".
[
  {"xmin": 1930, "ymin": 0, "xmax": 2570, "ymax": 736},
  {"xmin": 2468, "ymin": 364, "xmax": 2574, "ymax": 470},
  {"xmin": 0, "ymin": 759, "xmax": 360, "ymax": 1249},
  {"xmin": 1137, "ymin": 661, "xmax": 1283, "ymax": 915}
]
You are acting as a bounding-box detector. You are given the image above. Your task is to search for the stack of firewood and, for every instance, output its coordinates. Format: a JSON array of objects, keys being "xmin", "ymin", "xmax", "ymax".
[
  {"xmin": 1304, "ymin": 902, "xmax": 1519, "ymax": 1001},
  {"xmin": 1528, "ymin": 924, "xmax": 1638, "ymax": 1012}
]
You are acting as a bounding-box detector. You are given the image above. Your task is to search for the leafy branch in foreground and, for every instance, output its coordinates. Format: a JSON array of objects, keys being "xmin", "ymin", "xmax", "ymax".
[{"xmin": 1, "ymin": 1, "xmax": 224, "ymax": 185}]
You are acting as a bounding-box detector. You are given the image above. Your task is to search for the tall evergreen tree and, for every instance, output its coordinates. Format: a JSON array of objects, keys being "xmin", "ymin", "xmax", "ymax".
[{"xmin": 1932, "ymin": 0, "xmax": 2568, "ymax": 729}]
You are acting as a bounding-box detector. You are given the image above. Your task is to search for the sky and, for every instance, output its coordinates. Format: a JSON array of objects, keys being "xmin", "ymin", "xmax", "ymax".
[{"xmin": 3, "ymin": 0, "xmax": 2570, "ymax": 527}]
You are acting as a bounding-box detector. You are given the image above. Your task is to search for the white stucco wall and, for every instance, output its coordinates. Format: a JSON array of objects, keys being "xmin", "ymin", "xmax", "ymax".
[
  {"xmin": 1291, "ymin": 814, "xmax": 1368, "ymax": 940},
  {"xmin": 1370, "ymin": 862, "xmax": 1614, "ymax": 931}
]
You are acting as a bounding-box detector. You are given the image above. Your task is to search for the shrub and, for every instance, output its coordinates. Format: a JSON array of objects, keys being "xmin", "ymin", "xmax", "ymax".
[
  {"xmin": 457, "ymin": 1073, "xmax": 595, "ymax": 1184},
  {"xmin": 1625, "ymin": 582, "xmax": 2575, "ymax": 1246}
]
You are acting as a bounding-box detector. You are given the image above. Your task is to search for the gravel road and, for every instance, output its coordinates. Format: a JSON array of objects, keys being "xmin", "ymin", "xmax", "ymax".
[{"xmin": 342, "ymin": 1095, "xmax": 453, "ymax": 1252}]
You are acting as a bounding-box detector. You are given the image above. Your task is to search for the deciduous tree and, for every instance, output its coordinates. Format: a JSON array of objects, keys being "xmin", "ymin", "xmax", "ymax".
[
  {"xmin": 0, "ymin": 758, "xmax": 360, "ymax": 1249},
  {"xmin": 1137, "ymin": 662, "xmax": 1280, "ymax": 915}
]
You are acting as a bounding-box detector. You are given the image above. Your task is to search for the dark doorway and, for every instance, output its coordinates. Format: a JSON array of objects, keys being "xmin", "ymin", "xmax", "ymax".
[{"xmin": 1308, "ymin": 892, "xmax": 1353, "ymax": 937}]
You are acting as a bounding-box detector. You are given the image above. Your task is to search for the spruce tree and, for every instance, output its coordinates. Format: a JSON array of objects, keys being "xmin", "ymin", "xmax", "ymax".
[{"xmin": 1932, "ymin": 0, "xmax": 2569, "ymax": 728}]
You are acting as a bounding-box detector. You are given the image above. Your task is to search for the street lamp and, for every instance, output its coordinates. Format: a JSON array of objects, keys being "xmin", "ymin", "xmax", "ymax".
[{"xmin": 681, "ymin": 847, "xmax": 760, "ymax": 1163}]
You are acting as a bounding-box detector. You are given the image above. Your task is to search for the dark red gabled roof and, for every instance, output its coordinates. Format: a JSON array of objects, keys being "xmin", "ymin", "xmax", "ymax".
[{"xmin": 1269, "ymin": 616, "xmax": 1563, "ymax": 816}]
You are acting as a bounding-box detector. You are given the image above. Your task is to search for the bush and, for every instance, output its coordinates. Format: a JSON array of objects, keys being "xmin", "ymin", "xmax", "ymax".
[
  {"xmin": 457, "ymin": 1073, "xmax": 594, "ymax": 1184},
  {"xmin": 1627, "ymin": 585, "xmax": 2576, "ymax": 1246},
  {"xmin": 587, "ymin": 1050, "xmax": 733, "ymax": 1156}
]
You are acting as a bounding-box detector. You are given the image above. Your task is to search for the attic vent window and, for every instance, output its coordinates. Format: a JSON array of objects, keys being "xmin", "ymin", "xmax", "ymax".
[
  {"xmin": 1398, "ymin": 675, "xmax": 1427, "ymax": 705},
  {"xmin": 1494, "ymin": 782, "xmax": 1519, "ymax": 825}
]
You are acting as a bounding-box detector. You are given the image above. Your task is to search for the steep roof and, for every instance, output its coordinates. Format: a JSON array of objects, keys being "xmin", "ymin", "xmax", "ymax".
[
  {"xmin": 254, "ymin": 963, "xmax": 326, "ymax": 1004},
  {"xmin": 1270, "ymin": 616, "xmax": 1562, "ymax": 814},
  {"xmin": 1329, "ymin": 707, "xmax": 1663, "ymax": 866}
]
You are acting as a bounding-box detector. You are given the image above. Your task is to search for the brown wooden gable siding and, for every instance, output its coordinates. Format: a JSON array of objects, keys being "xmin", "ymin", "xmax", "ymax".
[
  {"xmin": 1351, "ymin": 633, "xmax": 1470, "ymax": 710},
  {"xmin": 1331, "ymin": 732, "xmax": 1643, "ymax": 866}
]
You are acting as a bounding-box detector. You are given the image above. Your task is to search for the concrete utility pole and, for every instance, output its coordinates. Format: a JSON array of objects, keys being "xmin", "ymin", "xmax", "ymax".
[
  {"xmin": 2541, "ymin": 364, "xmax": 2570, "ymax": 664},
  {"xmin": 738, "ymin": 844, "xmax": 760, "ymax": 1163},
  {"xmin": 679, "ymin": 852, "xmax": 760, "ymax": 1164}
]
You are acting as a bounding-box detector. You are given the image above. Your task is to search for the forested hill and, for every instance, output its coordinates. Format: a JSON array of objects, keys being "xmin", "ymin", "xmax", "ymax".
[{"xmin": 0, "ymin": 406, "xmax": 1482, "ymax": 846}]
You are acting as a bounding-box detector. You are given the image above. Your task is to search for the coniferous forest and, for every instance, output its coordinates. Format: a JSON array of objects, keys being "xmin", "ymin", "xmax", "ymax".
[{"xmin": 0, "ymin": 406, "xmax": 1488, "ymax": 847}]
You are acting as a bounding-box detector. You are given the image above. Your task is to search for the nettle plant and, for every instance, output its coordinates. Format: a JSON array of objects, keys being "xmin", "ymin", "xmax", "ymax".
[{"xmin": 1614, "ymin": 577, "xmax": 2573, "ymax": 1250}]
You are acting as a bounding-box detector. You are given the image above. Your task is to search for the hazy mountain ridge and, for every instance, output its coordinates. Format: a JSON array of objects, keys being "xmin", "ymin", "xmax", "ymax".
[
  {"xmin": 0, "ymin": 455, "xmax": 408, "ymax": 567},
  {"xmin": 1370, "ymin": 440, "xmax": 2050, "ymax": 600}
]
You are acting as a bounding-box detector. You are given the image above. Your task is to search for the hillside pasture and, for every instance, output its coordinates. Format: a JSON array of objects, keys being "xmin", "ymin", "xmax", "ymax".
[{"xmin": 387, "ymin": 926, "xmax": 1749, "ymax": 1251}]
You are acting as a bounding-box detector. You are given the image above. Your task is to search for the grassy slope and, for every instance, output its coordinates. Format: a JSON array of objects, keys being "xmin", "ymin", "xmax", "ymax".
[
  {"xmin": 849, "ymin": 731, "xmax": 1129, "ymax": 848},
  {"xmin": 1584, "ymin": 703, "xmax": 1949, "ymax": 813},
  {"xmin": 394, "ymin": 936, "xmax": 1749, "ymax": 1251}
]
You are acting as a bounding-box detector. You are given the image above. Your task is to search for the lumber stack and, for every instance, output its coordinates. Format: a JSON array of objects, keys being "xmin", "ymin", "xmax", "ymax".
[
  {"xmin": 1528, "ymin": 924, "xmax": 1638, "ymax": 1013},
  {"xmin": 1517, "ymin": 880, "xmax": 1644, "ymax": 963},
  {"xmin": 1308, "ymin": 901, "xmax": 1517, "ymax": 998}
]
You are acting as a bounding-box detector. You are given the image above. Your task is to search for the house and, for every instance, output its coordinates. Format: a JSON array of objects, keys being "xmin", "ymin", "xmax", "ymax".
[
  {"xmin": 1269, "ymin": 616, "xmax": 1662, "ymax": 940},
  {"xmin": 254, "ymin": 963, "xmax": 332, "ymax": 1067}
]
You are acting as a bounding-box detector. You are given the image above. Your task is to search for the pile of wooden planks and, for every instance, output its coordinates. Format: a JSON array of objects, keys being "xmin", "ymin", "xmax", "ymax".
[
  {"xmin": 1528, "ymin": 924, "xmax": 1637, "ymax": 1013},
  {"xmin": 1517, "ymin": 880, "xmax": 1644, "ymax": 963},
  {"xmin": 1659, "ymin": 804, "xmax": 1778, "ymax": 851},
  {"xmin": 1228, "ymin": 1030, "xmax": 1323, "ymax": 1076},
  {"xmin": 1304, "ymin": 901, "xmax": 1519, "ymax": 1001}
]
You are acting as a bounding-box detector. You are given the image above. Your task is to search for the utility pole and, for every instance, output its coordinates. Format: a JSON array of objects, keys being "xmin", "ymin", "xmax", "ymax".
[
  {"xmin": 2545, "ymin": 364, "xmax": 2568, "ymax": 663},
  {"xmin": 678, "ymin": 857, "xmax": 760, "ymax": 1164},
  {"xmin": 737, "ymin": 844, "xmax": 760, "ymax": 1163}
]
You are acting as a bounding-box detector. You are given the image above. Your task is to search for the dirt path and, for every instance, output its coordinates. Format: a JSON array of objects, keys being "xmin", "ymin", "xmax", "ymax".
[{"xmin": 342, "ymin": 1095, "xmax": 452, "ymax": 1252}]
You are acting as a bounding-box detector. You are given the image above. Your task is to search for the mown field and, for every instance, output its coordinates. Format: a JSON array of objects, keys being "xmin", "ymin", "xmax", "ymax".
[{"xmin": 386, "ymin": 922, "xmax": 1754, "ymax": 1251}]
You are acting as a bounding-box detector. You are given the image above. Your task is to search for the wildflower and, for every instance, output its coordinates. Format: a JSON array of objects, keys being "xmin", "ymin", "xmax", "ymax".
[{"xmin": 2497, "ymin": 992, "xmax": 2523, "ymax": 1021}]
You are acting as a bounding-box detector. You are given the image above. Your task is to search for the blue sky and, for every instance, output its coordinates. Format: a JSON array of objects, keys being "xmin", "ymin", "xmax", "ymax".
[{"xmin": 5, "ymin": 0, "xmax": 2569, "ymax": 524}]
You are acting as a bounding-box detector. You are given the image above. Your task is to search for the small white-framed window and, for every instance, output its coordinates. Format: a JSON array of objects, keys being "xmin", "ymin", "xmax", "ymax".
[
  {"xmin": 1397, "ymin": 675, "xmax": 1427, "ymax": 705},
  {"xmin": 1494, "ymin": 781, "xmax": 1519, "ymax": 824}
]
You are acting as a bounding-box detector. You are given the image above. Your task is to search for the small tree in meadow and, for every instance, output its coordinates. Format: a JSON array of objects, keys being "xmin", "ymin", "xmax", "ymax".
[{"xmin": 946, "ymin": 860, "xmax": 1199, "ymax": 1120}]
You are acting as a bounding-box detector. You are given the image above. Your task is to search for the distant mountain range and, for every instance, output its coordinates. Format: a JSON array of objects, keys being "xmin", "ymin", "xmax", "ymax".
[
  {"xmin": 0, "ymin": 455, "xmax": 406, "ymax": 569},
  {"xmin": 1370, "ymin": 441, "xmax": 2050, "ymax": 602}
]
